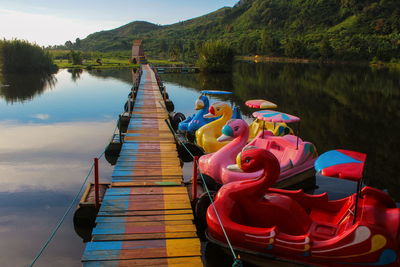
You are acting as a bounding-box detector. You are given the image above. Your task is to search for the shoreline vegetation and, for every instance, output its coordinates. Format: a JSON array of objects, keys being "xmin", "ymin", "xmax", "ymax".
[
  {"xmin": 49, "ymin": 50, "xmax": 186, "ymax": 69},
  {"xmin": 0, "ymin": 39, "xmax": 57, "ymax": 73},
  {"xmin": 239, "ymin": 55, "xmax": 400, "ymax": 69},
  {"xmin": 53, "ymin": 52, "xmax": 400, "ymax": 70},
  {"xmin": 197, "ymin": 40, "xmax": 234, "ymax": 73},
  {"xmin": 1, "ymin": 39, "xmax": 398, "ymax": 74}
]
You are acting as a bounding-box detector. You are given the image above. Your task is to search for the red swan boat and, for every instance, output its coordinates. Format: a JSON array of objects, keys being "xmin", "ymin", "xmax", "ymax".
[{"xmin": 206, "ymin": 148, "xmax": 400, "ymax": 266}]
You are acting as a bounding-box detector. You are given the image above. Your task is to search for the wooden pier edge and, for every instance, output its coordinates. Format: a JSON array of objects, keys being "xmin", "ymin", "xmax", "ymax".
[{"xmin": 81, "ymin": 65, "xmax": 203, "ymax": 266}]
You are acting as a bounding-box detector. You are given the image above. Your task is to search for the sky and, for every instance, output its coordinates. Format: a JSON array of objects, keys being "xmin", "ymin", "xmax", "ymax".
[{"xmin": 0, "ymin": 0, "xmax": 237, "ymax": 47}]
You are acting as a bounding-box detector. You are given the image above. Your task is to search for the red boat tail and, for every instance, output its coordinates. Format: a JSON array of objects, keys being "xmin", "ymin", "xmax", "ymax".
[{"xmin": 206, "ymin": 148, "xmax": 400, "ymax": 266}]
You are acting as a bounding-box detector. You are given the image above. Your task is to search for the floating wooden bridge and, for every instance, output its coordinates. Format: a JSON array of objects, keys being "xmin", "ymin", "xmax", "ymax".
[{"xmin": 82, "ymin": 65, "xmax": 202, "ymax": 266}]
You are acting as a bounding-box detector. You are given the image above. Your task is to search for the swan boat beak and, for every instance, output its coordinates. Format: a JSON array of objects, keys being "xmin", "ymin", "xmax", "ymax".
[
  {"xmin": 217, "ymin": 124, "xmax": 234, "ymax": 142},
  {"xmin": 195, "ymin": 99, "xmax": 204, "ymax": 110},
  {"xmin": 226, "ymin": 152, "xmax": 243, "ymax": 172}
]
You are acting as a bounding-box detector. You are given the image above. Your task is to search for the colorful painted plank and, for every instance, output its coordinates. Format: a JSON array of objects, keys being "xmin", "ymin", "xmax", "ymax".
[
  {"xmin": 83, "ymin": 257, "xmax": 202, "ymax": 267},
  {"xmin": 82, "ymin": 65, "xmax": 202, "ymax": 266},
  {"xmin": 82, "ymin": 238, "xmax": 201, "ymax": 261}
]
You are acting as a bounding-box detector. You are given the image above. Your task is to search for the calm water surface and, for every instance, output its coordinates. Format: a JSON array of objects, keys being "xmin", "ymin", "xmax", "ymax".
[
  {"xmin": 0, "ymin": 69, "xmax": 131, "ymax": 266},
  {"xmin": 0, "ymin": 62, "xmax": 399, "ymax": 266}
]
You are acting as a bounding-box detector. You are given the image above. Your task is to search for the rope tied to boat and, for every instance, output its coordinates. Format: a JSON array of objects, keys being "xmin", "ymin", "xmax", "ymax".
[
  {"xmin": 232, "ymin": 256, "xmax": 243, "ymax": 267},
  {"xmin": 164, "ymin": 119, "xmax": 240, "ymax": 263}
]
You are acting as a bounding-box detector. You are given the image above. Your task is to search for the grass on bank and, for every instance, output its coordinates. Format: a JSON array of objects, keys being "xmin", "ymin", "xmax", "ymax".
[
  {"xmin": 239, "ymin": 55, "xmax": 400, "ymax": 70},
  {"xmin": 54, "ymin": 58, "xmax": 186, "ymax": 69},
  {"xmin": 52, "ymin": 51, "xmax": 186, "ymax": 69}
]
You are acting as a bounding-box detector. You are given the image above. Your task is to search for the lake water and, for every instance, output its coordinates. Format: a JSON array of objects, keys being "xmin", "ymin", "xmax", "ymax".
[{"xmin": 0, "ymin": 62, "xmax": 399, "ymax": 266}]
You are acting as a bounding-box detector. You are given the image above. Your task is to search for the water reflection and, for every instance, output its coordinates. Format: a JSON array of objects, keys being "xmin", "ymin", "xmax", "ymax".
[
  {"xmin": 0, "ymin": 72, "xmax": 56, "ymax": 103},
  {"xmin": 87, "ymin": 69, "xmax": 134, "ymax": 84},
  {"xmin": 0, "ymin": 65, "xmax": 398, "ymax": 266},
  {"xmin": 0, "ymin": 121, "xmax": 115, "ymax": 192},
  {"xmin": 162, "ymin": 62, "xmax": 400, "ymax": 201},
  {"xmin": 0, "ymin": 69, "xmax": 131, "ymax": 266},
  {"xmin": 68, "ymin": 69, "xmax": 83, "ymax": 82}
]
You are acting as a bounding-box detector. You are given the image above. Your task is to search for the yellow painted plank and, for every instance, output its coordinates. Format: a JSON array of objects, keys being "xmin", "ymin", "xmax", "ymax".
[{"xmin": 166, "ymin": 238, "xmax": 202, "ymax": 258}]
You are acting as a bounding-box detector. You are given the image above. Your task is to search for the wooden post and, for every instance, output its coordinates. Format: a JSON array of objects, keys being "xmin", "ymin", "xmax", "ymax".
[
  {"xmin": 163, "ymin": 88, "xmax": 167, "ymax": 101},
  {"xmin": 94, "ymin": 158, "xmax": 100, "ymax": 209},
  {"xmin": 192, "ymin": 156, "xmax": 199, "ymax": 200}
]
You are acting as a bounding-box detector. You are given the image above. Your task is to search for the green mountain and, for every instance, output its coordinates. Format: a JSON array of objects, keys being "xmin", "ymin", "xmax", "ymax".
[{"xmin": 75, "ymin": 0, "xmax": 400, "ymax": 61}]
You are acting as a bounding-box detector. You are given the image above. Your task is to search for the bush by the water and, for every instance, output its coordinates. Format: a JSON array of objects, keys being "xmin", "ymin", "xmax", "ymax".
[
  {"xmin": 0, "ymin": 39, "xmax": 57, "ymax": 73},
  {"xmin": 68, "ymin": 50, "xmax": 83, "ymax": 65},
  {"xmin": 197, "ymin": 40, "xmax": 234, "ymax": 73}
]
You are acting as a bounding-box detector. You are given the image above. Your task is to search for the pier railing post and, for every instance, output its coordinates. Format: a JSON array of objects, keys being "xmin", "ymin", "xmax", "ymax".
[
  {"xmin": 192, "ymin": 156, "xmax": 199, "ymax": 200},
  {"xmin": 94, "ymin": 158, "xmax": 100, "ymax": 209}
]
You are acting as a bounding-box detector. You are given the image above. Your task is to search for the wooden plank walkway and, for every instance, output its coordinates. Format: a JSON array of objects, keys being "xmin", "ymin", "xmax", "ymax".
[{"xmin": 82, "ymin": 65, "xmax": 202, "ymax": 266}]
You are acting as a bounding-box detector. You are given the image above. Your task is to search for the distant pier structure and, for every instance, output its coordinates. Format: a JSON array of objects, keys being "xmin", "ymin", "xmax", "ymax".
[{"xmin": 131, "ymin": 40, "xmax": 147, "ymax": 64}]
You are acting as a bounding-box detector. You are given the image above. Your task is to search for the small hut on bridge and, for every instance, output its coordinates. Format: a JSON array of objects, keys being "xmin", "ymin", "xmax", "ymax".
[{"xmin": 131, "ymin": 40, "xmax": 147, "ymax": 64}]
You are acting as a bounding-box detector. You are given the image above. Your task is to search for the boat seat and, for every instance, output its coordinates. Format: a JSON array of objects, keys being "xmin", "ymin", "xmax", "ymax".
[
  {"xmin": 261, "ymin": 193, "xmax": 312, "ymax": 235},
  {"xmin": 310, "ymin": 222, "xmax": 338, "ymax": 240},
  {"xmin": 309, "ymin": 198, "xmax": 355, "ymax": 240}
]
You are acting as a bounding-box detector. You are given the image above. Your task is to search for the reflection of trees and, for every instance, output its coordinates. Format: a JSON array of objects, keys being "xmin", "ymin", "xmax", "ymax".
[
  {"xmin": 67, "ymin": 69, "xmax": 83, "ymax": 82},
  {"xmin": 87, "ymin": 69, "xmax": 132, "ymax": 84},
  {"xmin": 0, "ymin": 72, "xmax": 57, "ymax": 103},
  {"xmin": 162, "ymin": 62, "xmax": 400, "ymax": 200},
  {"xmin": 161, "ymin": 73, "xmax": 232, "ymax": 92}
]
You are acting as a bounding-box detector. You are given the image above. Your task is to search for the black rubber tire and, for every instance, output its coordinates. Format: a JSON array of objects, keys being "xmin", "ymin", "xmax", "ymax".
[
  {"xmin": 124, "ymin": 99, "xmax": 135, "ymax": 112},
  {"xmin": 194, "ymin": 191, "xmax": 216, "ymax": 232},
  {"xmin": 177, "ymin": 142, "xmax": 205, "ymax": 162},
  {"xmin": 165, "ymin": 99, "xmax": 174, "ymax": 112},
  {"xmin": 169, "ymin": 112, "xmax": 186, "ymax": 131},
  {"xmin": 117, "ymin": 116, "xmax": 130, "ymax": 133}
]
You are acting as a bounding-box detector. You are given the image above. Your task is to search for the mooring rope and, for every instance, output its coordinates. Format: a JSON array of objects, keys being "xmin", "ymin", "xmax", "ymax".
[
  {"xmin": 29, "ymin": 149, "xmax": 105, "ymax": 266},
  {"xmin": 164, "ymin": 119, "xmax": 241, "ymax": 265}
]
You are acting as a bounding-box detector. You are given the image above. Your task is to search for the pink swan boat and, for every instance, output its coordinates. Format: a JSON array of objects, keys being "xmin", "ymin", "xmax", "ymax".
[
  {"xmin": 198, "ymin": 112, "xmax": 317, "ymax": 190},
  {"xmin": 198, "ymin": 119, "xmax": 253, "ymax": 188}
]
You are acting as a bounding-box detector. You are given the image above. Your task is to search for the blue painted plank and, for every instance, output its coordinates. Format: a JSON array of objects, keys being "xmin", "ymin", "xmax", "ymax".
[
  {"xmin": 99, "ymin": 201, "xmax": 129, "ymax": 212},
  {"xmin": 85, "ymin": 241, "xmax": 123, "ymax": 251}
]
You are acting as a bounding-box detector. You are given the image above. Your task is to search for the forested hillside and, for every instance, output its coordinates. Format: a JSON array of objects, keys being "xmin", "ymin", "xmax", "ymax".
[{"xmin": 66, "ymin": 0, "xmax": 400, "ymax": 62}]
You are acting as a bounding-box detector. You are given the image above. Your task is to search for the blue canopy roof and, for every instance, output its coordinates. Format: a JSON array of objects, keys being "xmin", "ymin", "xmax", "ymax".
[{"xmin": 201, "ymin": 90, "xmax": 233, "ymax": 95}]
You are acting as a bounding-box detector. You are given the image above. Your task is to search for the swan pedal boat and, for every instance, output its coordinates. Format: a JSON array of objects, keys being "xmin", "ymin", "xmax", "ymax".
[
  {"xmin": 199, "ymin": 118, "xmax": 317, "ymax": 190},
  {"xmin": 206, "ymin": 148, "xmax": 400, "ymax": 267},
  {"xmin": 196, "ymin": 102, "xmax": 234, "ymax": 153},
  {"xmin": 178, "ymin": 95, "xmax": 217, "ymax": 135}
]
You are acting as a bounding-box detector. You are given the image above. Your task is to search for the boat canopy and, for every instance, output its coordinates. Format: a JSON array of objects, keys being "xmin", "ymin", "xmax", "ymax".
[
  {"xmin": 315, "ymin": 149, "xmax": 367, "ymax": 181},
  {"xmin": 201, "ymin": 90, "xmax": 233, "ymax": 95},
  {"xmin": 252, "ymin": 110, "xmax": 300, "ymax": 123},
  {"xmin": 245, "ymin": 99, "xmax": 277, "ymax": 109}
]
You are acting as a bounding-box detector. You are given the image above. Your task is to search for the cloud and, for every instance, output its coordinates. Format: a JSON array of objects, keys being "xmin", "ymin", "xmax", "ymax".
[
  {"xmin": 0, "ymin": 8, "xmax": 121, "ymax": 46},
  {"xmin": 31, "ymin": 113, "xmax": 50, "ymax": 120},
  {"xmin": 0, "ymin": 120, "xmax": 114, "ymax": 193}
]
